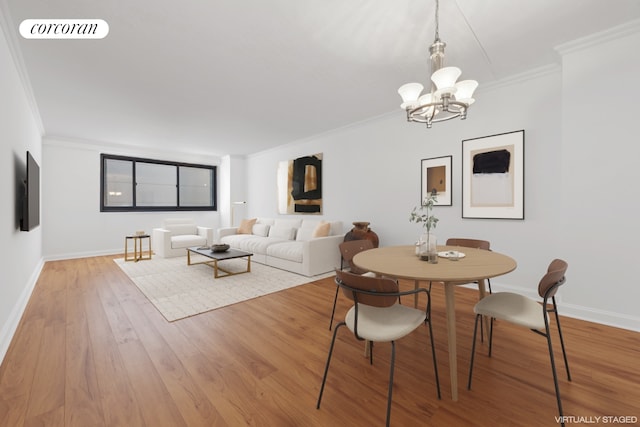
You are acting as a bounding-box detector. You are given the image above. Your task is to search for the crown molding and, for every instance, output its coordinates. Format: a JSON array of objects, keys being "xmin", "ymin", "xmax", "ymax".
[
  {"xmin": 478, "ymin": 63, "xmax": 561, "ymax": 93},
  {"xmin": 556, "ymin": 18, "xmax": 640, "ymax": 56}
]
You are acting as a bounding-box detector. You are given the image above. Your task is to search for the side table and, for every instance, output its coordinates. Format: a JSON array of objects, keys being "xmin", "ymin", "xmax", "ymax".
[{"xmin": 125, "ymin": 234, "xmax": 152, "ymax": 262}]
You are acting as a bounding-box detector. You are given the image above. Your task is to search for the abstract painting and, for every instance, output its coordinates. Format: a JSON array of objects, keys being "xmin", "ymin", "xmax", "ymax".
[
  {"xmin": 421, "ymin": 156, "xmax": 452, "ymax": 206},
  {"xmin": 277, "ymin": 153, "xmax": 323, "ymax": 214},
  {"xmin": 462, "ymin": 130, "xmax": 524, "ymax": 219}
]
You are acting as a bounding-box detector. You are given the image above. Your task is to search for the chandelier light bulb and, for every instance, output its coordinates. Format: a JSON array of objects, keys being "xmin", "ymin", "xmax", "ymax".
[
  {"xmin": 431, "ymin": 66, "xmax": 461, "ymax": 90},
  {"xmin": 454, "ymin": 80, "xmax": 478, "ymax": 100},
  {"xmin": 398, "ymin": 83, "xmax": 424, "ymax": 109}
]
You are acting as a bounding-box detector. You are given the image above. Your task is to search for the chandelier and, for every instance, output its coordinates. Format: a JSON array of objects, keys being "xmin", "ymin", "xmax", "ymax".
[{"xmin": 397, "ymin": 0, "xmax": 478, "ymax": 128}]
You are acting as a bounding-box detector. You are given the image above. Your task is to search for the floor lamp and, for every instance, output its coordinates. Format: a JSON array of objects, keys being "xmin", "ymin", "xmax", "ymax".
[{"xmin": 231, "ymin": 201, "xmax": 246, "ymax": 227}]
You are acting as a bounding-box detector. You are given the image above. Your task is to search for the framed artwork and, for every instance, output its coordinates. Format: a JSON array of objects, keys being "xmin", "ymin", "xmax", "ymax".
[
  {"xmin": 277, "ymin": 153, "xmax": 323, "ymax": 214},
  {"xmin": 421, "ymin": 155, "xmax": 452, "ymax": 206},
  {"xmin": 462, "ymin": 130, "xmax": 524, "ymax": 219}
]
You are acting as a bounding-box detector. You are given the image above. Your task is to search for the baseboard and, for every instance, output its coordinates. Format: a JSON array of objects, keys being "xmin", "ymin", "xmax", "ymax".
[
  {"xmin": 43, "ymin": 248, "xmax": 122, "ymax": 261},
  {"xmin": 557, "ymin": 304, "xmax": 640, "ymax": 333},
  {"xmin": 0, "ymin": 258, "xmax": 44, "ymax": 365}
]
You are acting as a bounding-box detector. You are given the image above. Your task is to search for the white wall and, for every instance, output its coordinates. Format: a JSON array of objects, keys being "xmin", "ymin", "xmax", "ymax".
[
  {"xmin": 246, "ymin": 27, "xmax": 640, "ymax": 331},
  {"xmin": 0, "ymin": 16, "xmax": 43, "ymax": 362},
  {"xmin": 42, "ymin": 138, "xmax": 223, "ymax": 259},
  {"xmin": 218, "ymin": 155, "xmax": 247, "ymax": 229},
  {"xmin": 247, "ymin": 70, "xmax": 561, "ymax": 285},
  {"xmin": 558, "ymin": 27, "xmax": 640, "ymax": 326}
]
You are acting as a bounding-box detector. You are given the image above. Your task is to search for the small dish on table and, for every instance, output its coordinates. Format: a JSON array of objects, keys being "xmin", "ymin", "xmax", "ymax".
[{"xmin": 438, "ymin": 250, "xmax": 465, "ymax": 259}]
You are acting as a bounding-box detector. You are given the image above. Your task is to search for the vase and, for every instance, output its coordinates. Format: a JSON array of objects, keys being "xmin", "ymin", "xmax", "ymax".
[
  {"xmin": 344, "ymin": 221, "xmax": 380, "ymax": 248},
  {"xmin": 419, "ymin": 232, "xmax": 438, "ymax": 263}
]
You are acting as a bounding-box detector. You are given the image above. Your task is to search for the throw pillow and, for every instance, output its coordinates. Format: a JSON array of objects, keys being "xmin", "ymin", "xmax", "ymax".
[
  {"xmin": 312, "ymin": 221, "xmax": 330, "ymax": 238},
  {"xmin": 252, "ymin": 223, "xmax": 270, "ymax": 237},
  {"xmin": 238, "ymin": 218, "xmax": 257, "ymax": 234}
]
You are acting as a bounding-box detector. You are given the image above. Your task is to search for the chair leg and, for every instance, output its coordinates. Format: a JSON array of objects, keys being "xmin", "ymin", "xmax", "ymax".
[
  {"xmin": 426, "ymin": 307, "xmax": 441, "ymax": 399},
  {"xmin": 385, "ymin": 341, "xmax": 396, "ymax": 427},
  {"xmin": 328, "ymin": 285, "xmax": 339, "ymax": 330},
  {"xmin": 552, "ymin": 297, "xmax": 571, "ymax": 381},
  {"xmin": 467, "ymin": 313, "xmax": 481, "ymax": 390},
  {"xmin": 317, "ymin": 322, "xmax": 345, "ymax": 409},
  {"xmin": 488, "ymin": 317, "xmax": 494, "ymax": 357},
  {"xmin": 544, "ymin": 316, "xmax": 565, "ymax": 423}
]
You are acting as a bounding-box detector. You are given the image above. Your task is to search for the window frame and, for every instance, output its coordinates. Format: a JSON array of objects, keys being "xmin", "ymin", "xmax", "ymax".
[{"xmin": 100, "ymin": 153, "xmax": 217, "ymax": 212}]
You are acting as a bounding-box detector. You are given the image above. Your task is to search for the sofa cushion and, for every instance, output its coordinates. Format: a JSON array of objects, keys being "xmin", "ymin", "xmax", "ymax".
[
  {"xmin": 171, "ymin": 234, "xmax": 206, "ymax": 249},
  {"xmin": 252, "ymin": 223, "xmax": 270, "ymax": 237},
  {"xmin": 166, "ymin": 224, "xmax": 197, "ymax": 236},
  {"xmin": 295, "ymin": 226, "xmax": 313, "ymax": 241},
  {"xmin": 241, "ymin": 236, "xmax": 287, "ymax": 254},
  {"xmin": 220, "ymin": 234, "xmax": 254, "ymax": 248},
  {"xmin": 266, "ymin": 241, "xmax": 304, "ymax": 263},
  {"xmin": 269, "ymin": 225, "xmax": 296, "ymax": 240},
  {"xmin": 238, "ymin": 218, "xmax": 257, "ymax": 234}
]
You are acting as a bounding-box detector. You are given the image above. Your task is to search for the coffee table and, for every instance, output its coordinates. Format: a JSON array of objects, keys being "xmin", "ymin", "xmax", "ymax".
[{"xmin": 187, "ymin": 246, "xmax": 253, "ymax": 278}]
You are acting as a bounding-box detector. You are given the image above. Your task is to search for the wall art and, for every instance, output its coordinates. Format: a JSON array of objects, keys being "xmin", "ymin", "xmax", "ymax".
[
  {"xmin": 421, "ymin": 155, "xmax": 452, "ymax": 206},
  {"xmin": 277, "ymin": 153, "xmax": 323, "ymax": 214},
  {"xmin": 462, "ymin": 130, "xmax": 524, "ymax": 219}
]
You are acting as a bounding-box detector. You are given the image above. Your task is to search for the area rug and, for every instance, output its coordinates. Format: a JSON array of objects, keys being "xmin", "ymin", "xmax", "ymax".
[{"xmin": 114, "ymin": 255, "xmax": 333, "ymax": 322}]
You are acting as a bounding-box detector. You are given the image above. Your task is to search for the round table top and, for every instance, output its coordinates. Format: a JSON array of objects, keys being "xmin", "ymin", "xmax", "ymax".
[{"xmin": 353, "ymin": 245, "xmax": 517, "ymax": 283}]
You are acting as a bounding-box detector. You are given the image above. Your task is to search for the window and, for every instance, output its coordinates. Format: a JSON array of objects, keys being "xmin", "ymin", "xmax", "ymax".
[{"xmin": 100, "ymin": 154, "xmax": 217, "ymax": 212}]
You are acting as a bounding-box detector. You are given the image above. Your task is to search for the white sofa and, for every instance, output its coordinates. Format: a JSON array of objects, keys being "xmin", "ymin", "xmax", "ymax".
[
  {"xmin": 217, "ymin": 218, "xmax": 343, "ymax": 276},
  {"xmin": 153, "ymin": 218, "xmax": 213, "ymax": 258}
]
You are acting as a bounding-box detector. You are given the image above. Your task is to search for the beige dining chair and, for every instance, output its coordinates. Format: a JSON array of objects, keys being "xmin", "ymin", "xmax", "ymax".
[
  {"xmin": 329, "ymin": 240, "xmax": 376, "ymax": 330},
  {"xmin": 467, "ymin": 259, "xmax": 571, "ymax": 426},
  {"xmin": 317, "ymin": 269, "xmax": 441, "ymax": 427}
]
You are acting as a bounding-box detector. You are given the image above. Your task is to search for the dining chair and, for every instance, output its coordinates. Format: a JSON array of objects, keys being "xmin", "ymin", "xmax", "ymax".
[
  {"xmin": 445, "ymin": 238, "xmax": 493, "ymax": 293},
  {"xmin": 317, "ymin": 269, "xmax": 441, "ymax": 427},
  {"xmin": 330, "ymin": 240, "xmax": 376, "ymax": 330},
  {"xmin": 467, "ymin": 259, "xmax": 571, "ymax": 425}
]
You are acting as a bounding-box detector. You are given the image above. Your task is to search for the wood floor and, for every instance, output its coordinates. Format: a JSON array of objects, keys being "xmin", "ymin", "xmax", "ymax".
[{"xmin": 1, "ymin": 255, "xmax": 639, "ymax": 426}]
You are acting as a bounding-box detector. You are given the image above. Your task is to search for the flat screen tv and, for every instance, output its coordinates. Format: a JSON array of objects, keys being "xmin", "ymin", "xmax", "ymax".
[{"xmin": 20, "ymin": 151, "xmax": 40, "ymax": 231}]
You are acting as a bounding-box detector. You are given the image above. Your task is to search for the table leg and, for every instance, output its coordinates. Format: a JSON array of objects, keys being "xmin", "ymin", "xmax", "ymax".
[
  {"xmin": 444, "ymin": 282, "xmax": 458, "ymax": 401},
  {"xmin": 414, "ymin": 280, "xmax": 419, "ymax": 308},
  {"xmin": 477, "ymin": 279, "xmax": 491, "ymax": 343}
]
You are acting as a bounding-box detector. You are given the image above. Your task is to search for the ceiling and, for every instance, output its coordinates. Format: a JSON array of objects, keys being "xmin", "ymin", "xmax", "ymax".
[{"xmin": 5, "ymin": 0, "xmax": 640, "ymax": 156}]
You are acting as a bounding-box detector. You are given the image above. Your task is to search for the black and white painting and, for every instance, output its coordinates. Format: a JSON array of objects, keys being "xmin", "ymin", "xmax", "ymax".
[{"xmin": 462, "ymin": 130, "xmax": 524, "ymax": 219}]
